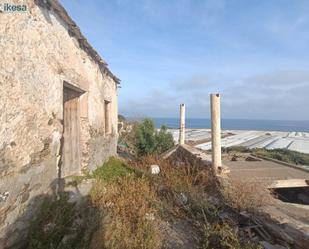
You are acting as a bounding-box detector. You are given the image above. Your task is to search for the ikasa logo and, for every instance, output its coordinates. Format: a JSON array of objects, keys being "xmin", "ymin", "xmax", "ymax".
[{"xmin": 0, "ymin": 2, "xmax": 27, "ymax": 13}]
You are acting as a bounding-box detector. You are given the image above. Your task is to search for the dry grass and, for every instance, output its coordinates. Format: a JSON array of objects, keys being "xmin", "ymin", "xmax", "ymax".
[
  {"xmin": 131, "ymin": 156, "xmax": 214, "ymax": 218},
  {"xmin": 201, "ymin": 222, "xmax": 263, "ymax": 249},
  {"xmin": 220, "ymin": 178, "xmax": 273, "ymax": 212},
  {"xmin": 89, "ymin": 156, "xmax": 267, "ymax": 249},
  {"xmin": 132, "ymin": 155, "xmax": 211, "ymax": 192},
  {"xmin": 134, "ymin": 156, "xmax": 263, "ymax": 249},
  {"xmin": 90, "ymin": 175, "xmax": 162, "ymax": 249},
  {"xmin": 26, "ymin": 156, "xmax": 270, "ymax": 249}
]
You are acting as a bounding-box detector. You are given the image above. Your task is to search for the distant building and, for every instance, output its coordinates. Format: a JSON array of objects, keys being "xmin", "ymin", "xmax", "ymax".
[{"xmin": 0, "ymin": 0, "xmax": 119, "ymax": 247}]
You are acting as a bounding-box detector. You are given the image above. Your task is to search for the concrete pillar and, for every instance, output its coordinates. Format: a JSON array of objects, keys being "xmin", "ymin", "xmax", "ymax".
[
  {"xmin": 179, "ymin": 103, "xmax": 185, "ymax": 145},
  {"xmin": 210, "ymin": 94, "xmax": 222, "ymax": 171}
]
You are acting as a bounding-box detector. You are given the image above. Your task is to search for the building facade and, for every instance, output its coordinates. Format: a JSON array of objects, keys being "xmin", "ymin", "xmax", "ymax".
[{"xmin": 0, "ymin": 0, "xmax": 119, "ymax": 247}]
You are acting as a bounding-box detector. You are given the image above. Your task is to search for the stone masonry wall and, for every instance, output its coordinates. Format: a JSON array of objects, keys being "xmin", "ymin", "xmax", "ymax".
[
  {"xmin": 169, "ymin": 145, "xmax": 212, "ymax": 168},
  {"xmin": 0, "ymin": 1, "xmax": 118, "ymax": 247}
]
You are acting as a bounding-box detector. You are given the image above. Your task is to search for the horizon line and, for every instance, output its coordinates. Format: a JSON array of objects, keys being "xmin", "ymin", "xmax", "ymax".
[{"xmin": 126, "ymin": 116, "xmax": 309, "ymax": 122}]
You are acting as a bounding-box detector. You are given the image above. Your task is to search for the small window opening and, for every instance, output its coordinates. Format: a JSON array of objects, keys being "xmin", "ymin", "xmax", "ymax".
[{"xmin": 104, "ymin": 100, "xmax": 111, "ymax": 134}]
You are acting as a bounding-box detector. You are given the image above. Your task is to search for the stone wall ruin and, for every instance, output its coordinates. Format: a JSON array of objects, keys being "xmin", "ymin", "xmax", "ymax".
[{"xmin": 0, "ymin": 0, "xmax": 119, "ymax": 247}]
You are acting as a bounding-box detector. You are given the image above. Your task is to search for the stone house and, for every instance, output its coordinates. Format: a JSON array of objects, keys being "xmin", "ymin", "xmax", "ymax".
[{"xmin": 0, "ymin": 0, "xmax": 119, "ymax": 247}]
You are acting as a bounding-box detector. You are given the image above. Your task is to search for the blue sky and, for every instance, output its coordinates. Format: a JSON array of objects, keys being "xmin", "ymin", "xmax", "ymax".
[{"xmin": 60, "ymin": 0, "xmax": 309, "ymax": 120}]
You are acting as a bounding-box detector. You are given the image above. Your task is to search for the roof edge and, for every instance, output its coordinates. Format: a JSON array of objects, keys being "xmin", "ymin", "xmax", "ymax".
[{"xmin": 34, "ymin": 0, "xmax": 120, "ymax": 84}]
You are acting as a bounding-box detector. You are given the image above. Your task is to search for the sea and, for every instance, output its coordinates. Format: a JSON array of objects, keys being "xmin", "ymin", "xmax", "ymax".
[{"xmin": 147, "ymin": 118, "xmax": 309, "ymax": 132}]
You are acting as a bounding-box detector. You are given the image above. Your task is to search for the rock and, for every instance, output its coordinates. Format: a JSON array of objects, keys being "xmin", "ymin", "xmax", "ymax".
[
  {"xmin": 218, "ymin": 210, "xmax": 238, "ymax": 226},
  {"xmin": 207, "ymin": 196, "xmax": 220, "ymax": 206},
  {"xmin": 145, "ymin": 213, "xmax": 155, "ymax": 221},
  {"xmin": 217, "ymin": 165, "xmax": 230, "ymax": 175},
  {"xmin": 43, "ymin": 222, "xmax": 56, "ymax": 233},
  {"xmin": 58, "ymin": 234, "xmax": 78, "ymax": 247},
  {"xmin": 105, "ymin": 201, "xmax": 114, "ymax": 208},
  {"xmin": 150, "ymin": 165, "xmax": 160, "ymax": 174},
  {"xmin": 0, "ymin": 192, "xmax": 9, "ymax": 202},
  {"xmin": 245, "ymin": 156, "xmax": 261, "ymax": 161}
]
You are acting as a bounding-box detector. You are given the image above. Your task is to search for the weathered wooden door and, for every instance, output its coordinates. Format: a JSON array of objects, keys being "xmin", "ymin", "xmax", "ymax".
[{"xmin": 62, "ymin": 87, "xmax": 81, "ymax": 177}]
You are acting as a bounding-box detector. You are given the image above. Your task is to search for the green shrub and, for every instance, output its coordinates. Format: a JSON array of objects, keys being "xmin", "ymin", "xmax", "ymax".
[
  {"xmin": 92, "ymin": 157, "xmax": 139, "ymax": 182},
  {"xmin": 155, "ymin": 125, "xmax": 175, "ymax": 154},
  {"xmin": 133, "ymin": 119, "xmax": 174, "ymax": 156},
  {"xmin": 134, "ymin": 118, "xmax": 157, "ymax": 155},
  {"xmin": 67, "ymin": 157, "xmax": 140, "ymax": 187}
]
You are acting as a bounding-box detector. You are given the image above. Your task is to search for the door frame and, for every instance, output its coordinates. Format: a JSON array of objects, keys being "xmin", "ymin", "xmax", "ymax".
[{"xmin": 60, "ymin": 81, "xmax": 85, "ymax": 178}]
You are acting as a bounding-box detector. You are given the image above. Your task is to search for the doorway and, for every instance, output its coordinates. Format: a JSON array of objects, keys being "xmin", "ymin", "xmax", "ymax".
[{"xmin": 61, "ymin": 84, "xmax": 84, "ymax": 177}]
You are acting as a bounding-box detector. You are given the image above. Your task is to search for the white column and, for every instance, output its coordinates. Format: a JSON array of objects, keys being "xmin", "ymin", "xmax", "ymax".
[
  {"xmin": 210, "ymin": 94, "xmax": 222, "ymax": 171},
  {"xmin": 179, "ymin": 104, "xmax": 185, "ymax": 145}
]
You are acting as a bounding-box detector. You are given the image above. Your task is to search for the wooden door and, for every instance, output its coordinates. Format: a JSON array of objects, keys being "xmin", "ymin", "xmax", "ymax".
[{"xmin": 61, "ymin": 87, "xmax": 81, "ymax": 177}]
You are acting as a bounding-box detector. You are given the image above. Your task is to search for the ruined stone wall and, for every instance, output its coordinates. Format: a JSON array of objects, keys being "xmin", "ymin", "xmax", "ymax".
[
  {"xmin": 169, "ymin": 145, "xmax": 212, "ymax": 168},
  {"xmin": 0, "ymin": 1, "xmax": 118, "ymax": 247}
]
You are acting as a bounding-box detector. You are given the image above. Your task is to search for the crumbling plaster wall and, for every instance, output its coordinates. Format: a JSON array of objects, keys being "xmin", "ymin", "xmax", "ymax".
[{"xmin": 0, "ymin": 1, "xmax": 118, "ymax": 247}]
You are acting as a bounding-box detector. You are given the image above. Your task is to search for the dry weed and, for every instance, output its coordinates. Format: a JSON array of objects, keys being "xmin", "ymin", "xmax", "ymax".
[
  {"xmin": 131, "ymin": 155, "xmax": 216, "ymax": 220},
  {"xmin": 201, "ymin": 222, "xmax": 263, "ymax": 249},
  {"xmin": 89, "ymin": 156, "xmax": 267, "ymax": 249},
  {"xmin": 90, "ymin": 175, "xmax": 162, "ymax": 249},
  {"xmin": 221, "ymin": 179, "xmax": 273, "ymax": 212},
  {"xmin": 132, "ymin": 155, "xmax": 210, "ymax": 191}
]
